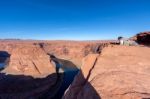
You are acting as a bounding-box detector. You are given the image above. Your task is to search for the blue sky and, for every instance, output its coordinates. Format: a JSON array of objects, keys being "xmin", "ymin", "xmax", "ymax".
[{"xmin": 0, "ymin": 0, "xmax": 150, "ymax": 40}]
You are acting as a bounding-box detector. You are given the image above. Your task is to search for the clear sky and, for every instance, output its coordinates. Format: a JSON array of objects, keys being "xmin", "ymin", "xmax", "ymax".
[{"xmin": 0, "ymin": 0, "xmax": 150, "ymax": 40}]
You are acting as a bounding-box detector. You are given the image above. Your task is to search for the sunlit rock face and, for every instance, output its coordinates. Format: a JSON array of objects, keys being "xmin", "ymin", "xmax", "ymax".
[
  {"xmin": 63, "ymin": 46, "xmax": 150, "ymax": 99},
  {"xmin": 2, "ymin": 44, "xmax": 56, "ymax": 77},
  {"xmin": 0, "ymin": 40, "xmax": 110, "ymax": 69},
  {"xmin": 39, "ymin": 41, "xmax": 109, "ymax": 67}
]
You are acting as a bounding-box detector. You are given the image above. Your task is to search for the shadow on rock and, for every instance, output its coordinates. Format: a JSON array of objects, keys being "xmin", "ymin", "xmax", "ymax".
[
  {"xmin": 62, "ymin": 54, "xmax": 101, "ymax": 99},
  {"xmin": 48, "ymin": 54, "xmax": 79, "ymax": 99},
  {"xmin": 0, "ymin": 53, "xmax": 101, "ymax": 99},
  {"xmin": 48, "ymin": 54, "xmax": 101, "ymax": 99},
  {"xmin": 62, "ymin": 70, "xmax": 101, "ymax": 99},
  {"xmin": 0, "ymin": 72, "xmax": 63, "ymax": 99}
]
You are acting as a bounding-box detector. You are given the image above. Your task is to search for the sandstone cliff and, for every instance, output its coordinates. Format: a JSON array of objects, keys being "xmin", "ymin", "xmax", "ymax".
[
  {"xmin": 0, "ymin": 41, "xmax": 110, "ymax": 99},
  {"xmin": 63, "ymin": 45, "xmax": 150, "ymax": 99},
  {"xmin": 36, "ymin": 41, "xmax": 109, "ymax": 67},
  {"xmin": 2, "ymin": 44, "xmax": 55, "ymax": 77},
  {"xmin": 0, "ymin": 43, "xmax": 63, "ymax": 99}
]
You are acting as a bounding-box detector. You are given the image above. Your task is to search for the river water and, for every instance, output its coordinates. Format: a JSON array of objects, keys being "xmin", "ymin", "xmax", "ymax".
[
  {"xmin": 0, "ymin": 63, "xmax": 5, "ymax": 70},
  {"xmin": 0, "ymin": 57, "xmax": 79, "ymax": 99},
  {"xmin": 53, "ymin": 63, "xmax": 79, "ymax": 99}
]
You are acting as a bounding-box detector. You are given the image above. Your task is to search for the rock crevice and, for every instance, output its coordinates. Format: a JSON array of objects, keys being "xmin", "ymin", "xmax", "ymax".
[{"xmin": 63, "ymin": 46, "xmax": 150, "ymax": 99}]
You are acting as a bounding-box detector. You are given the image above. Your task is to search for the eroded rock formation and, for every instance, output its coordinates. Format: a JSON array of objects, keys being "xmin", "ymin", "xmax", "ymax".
[
  {"xmin": 0, "ymin": 40, "xmax": 110, "ymax": 99},
  {"xmin": 0, "ymin": 43, "xmax": 62, "ymax": 99},
  {"xmin": 131, "ymin": 32, "xmax": 150, "ymax": 45},
  {"xmin": 34, "ymin": 41, "xmax": 110, "ymax": 67},
  {"xmin": 2, "ymin": 44, "xmax": 55, "ymax": 77},
  {"xmin": 63, "ymin": 45, "xmax": 150, "ymax": 99},
  {"xmin": 2, "ymin": 40, "xmax": 149, "ymax": 99}
]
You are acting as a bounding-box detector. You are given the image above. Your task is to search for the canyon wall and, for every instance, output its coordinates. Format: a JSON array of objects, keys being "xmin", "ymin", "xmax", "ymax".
[
  {"xmin": 2, "ymin": 44, "xmax": 56, "ymax": 77},
  {"xmin": 0, "ymin": 42, "xmax": 61, "ymax": 99},
  {"xmin": 0, "ymin": 40, "xmax": 110, "ymax": 67},
  {"xmin": 0, "ymin": 40, "xmax": 109, "ymax": 99},
  {"xmin": 63, "ymin": 45, "xmax": 150, "ymax": 99}
]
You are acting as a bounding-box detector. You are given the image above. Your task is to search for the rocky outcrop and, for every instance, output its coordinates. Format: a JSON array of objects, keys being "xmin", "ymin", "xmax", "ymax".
[
  {"xmin": 131, "ymin": 32, "xmax": 150, "ymax": 45},
  {"xmin": 62, "ymin": 54, "xmax": 100, "ymax": 99},
  {"xmin": 63, "ymin": 45, "xmax": 150, "ymax": 99},
  {"xmin": 0, "ymin": 43, "xmax": 63, "ymax": 99},
  {"xmin": 2, "ymin": 44, "xmax": 56, "ymax": 77},
  {"xmin": 0, "ymin": 40, "xmax": 111, "ymax": 99}
]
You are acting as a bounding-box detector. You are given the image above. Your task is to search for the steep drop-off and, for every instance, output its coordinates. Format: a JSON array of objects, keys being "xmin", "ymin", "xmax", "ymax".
[
  {"xmin": 2, "ymin": 44, "xmax": 56, "ymax": 77},
  {"xmin": 0, "ymin": 41, "xmax": 109, "ymax": 99},
  {"xmin": 63, "ymin": 45, "xmax": 150, "ymax": 99},
  {"xmin": 0, "ymin": 43, "xmax": 63, "ymax": 99}
]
